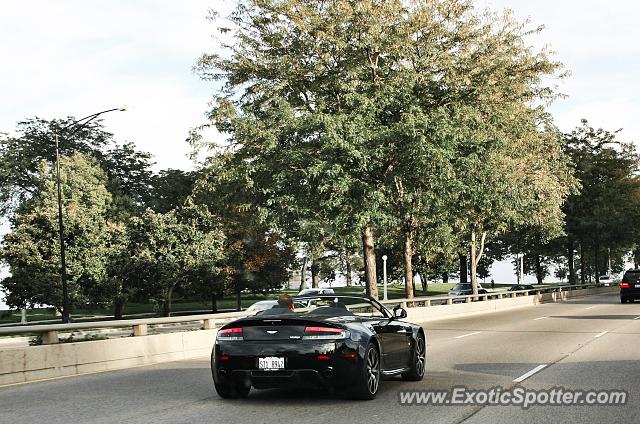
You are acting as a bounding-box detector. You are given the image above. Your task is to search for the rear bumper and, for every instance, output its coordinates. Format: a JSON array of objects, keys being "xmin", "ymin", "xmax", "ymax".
[
  {"xmin": 212, "ymin": 340, "xmax": 363, "ymax": 389},
  {"xmin": 620, "ymin": 289, "xmax": 640, "ymax": 300},
  {"xmin": 222, "ymin": 369, "xmax": 341, "ymax": 389}
]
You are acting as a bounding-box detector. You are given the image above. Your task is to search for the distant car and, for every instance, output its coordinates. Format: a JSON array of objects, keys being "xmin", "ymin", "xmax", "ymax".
[
  {"xmin": 245, "ymin": 300, "xmax": 312, "ymax": 315},
  {"xmin": 597, "ymin": 275, "xmax": 616, "ymax": 287},
  {"xmin": 620, "ymin": 270, "xmax": 640, "ymax": 303},
  {"xmin": 508, "ymin": 284, "xmax": 534, "ymax": 292},
  {"xmin": 297, "ymin": 288, "xmax": 335, "ymax": 296},
  {"xmin": 448, "ymin": 283, "xmax": 488, "ymax": 303}
]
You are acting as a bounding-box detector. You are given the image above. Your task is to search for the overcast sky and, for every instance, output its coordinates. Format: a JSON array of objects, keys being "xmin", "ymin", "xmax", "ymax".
[{"xmin": 1, "ymin": 1, "xmax": 638, "ymax": 307}]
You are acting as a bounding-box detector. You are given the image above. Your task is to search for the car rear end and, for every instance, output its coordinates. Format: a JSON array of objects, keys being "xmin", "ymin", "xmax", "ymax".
[
  {"xmin": 620, "ymin": 270, "xmax": 640, "ymax": 303},
  {"xmin": 212, "ymin": 318, "xmax": 362, "ymax": 391}
]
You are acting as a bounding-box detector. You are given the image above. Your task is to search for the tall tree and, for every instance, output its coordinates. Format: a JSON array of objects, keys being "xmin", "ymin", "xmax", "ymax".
[
  {"xmin": 561, "ymin": 121, "xmax": 640, "ymax": 285},
  {"xmin": 0, "ymin": 153, "xmax": 112, "ymax": 311},
  {"xmin": 125, "ymin": 204, "xmax": 225, "ymax": 317},
  {"xmin": 194, "ymin": 0, "xmax": 575, "ymax": 299}
]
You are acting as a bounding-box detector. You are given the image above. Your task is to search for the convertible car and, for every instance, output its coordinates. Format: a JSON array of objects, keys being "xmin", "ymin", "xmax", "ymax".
[{"xmin": 211, "ymin": 295, "xmax": 426, "ymax": 400}]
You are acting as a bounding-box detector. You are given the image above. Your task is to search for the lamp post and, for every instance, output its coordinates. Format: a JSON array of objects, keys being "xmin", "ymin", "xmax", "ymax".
[
  {"xmin": 382, "ymin": 255, "xmax": 388, "ymax": 301},
  {"xmin": 56, "ymin": 107, "xmax": 126, "ymax": 323}
]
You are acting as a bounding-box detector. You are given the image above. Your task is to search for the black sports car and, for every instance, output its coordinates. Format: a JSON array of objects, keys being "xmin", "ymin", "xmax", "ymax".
[{"xmin": 211, "ymin": 295, "xmax": 426, "ymax": 400}]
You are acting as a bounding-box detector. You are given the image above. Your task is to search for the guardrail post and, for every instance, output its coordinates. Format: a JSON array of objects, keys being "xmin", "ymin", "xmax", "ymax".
[
  {"xmin": 447, "ymin": 298, "xmax": 453, "ymax": 305},
  {"xmin": 465, "ymin": 296, "xmax": 471, "ymax": 303},
  {"xmin": 203, "ymin": 319, "xmax": 216, "ymax": 330},
  {"xmin": 425, "ymin": 299, "xmax": 431, "ymax": 307},
  {"xmin": 133, "ymin": 324, "xmax": 148, "ymax": 336},
  {"xmin": 42, "ymin": 330, "xmax": 59, "ymax": 344},
  {"xmin": 498, "ymin": 293, "xmax": 503, "ymax": 299},
  {"xmin": 511, "ymin": 292, "xmax": 517, "ymax": 298},
  {"xmin": 400, "ymin": 302, "xmax": 408, "ymax": 309},
  {"xmin": 482, "ymin": 295, "xmax": 488, "ymax": 301}
]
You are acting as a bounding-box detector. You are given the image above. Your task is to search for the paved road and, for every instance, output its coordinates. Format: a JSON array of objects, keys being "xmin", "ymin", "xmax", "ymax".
[{"xmin": 1, "ymin": 292, "xmax": 638, "ymax": 424}]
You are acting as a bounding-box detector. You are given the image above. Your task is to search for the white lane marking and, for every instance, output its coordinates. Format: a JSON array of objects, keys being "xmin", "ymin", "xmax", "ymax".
[
  {"xmin": 513, "ymin": 364, "xmax": 548, "ymax": 383},
  {"xmin": 634, "ymin": 316, "xmax": 640, "ymax": 320},
  {"xmin": 533, "ymin": 316, "xmax": 548, "ymax": 321},
  {"xmin": 455, "ymin": 331, "xmax": 481, "ymax": 339},
  {"xmin": 594, "ymin": 331, "xmax": 609, "ymax": 338},
  {"xmin": 585, "ymin": 306, "xmax": 597, "ymax": 310}
]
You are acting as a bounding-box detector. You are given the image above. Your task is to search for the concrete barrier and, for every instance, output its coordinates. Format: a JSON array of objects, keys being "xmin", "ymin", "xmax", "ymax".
[
  {"xmin": 0, "ymin": 285, "xmax": 618, "ymax": 387},
  {"xmin": 406, "ymin": 285, "xmax": 617, "ymax": 322},
  {"xmin": 0, "ymin": 329, "xmax": 217, "ymax": 386}
]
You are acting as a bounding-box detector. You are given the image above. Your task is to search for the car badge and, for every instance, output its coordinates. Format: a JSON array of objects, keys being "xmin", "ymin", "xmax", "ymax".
[{"xmin": 267, "ymin": 330, "xmax": 278, "ymax": 334}]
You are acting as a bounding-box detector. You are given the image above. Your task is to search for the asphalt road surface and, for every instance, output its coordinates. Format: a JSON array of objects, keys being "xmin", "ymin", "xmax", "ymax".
[{"xmin": 1, "ymin": 291, "xmax": 638, "ymax": 424}]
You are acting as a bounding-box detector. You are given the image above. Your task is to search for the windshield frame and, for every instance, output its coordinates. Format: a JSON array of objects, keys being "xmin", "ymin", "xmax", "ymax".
[{"xmin": 290, "ymin": 295, "xmax": 392, "ymax": 318}]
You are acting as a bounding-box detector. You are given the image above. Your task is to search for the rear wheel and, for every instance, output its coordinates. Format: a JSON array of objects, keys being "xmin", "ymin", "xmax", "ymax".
[
  {"xmin": 214, "ymin": 380, "xmax": 250, "ymax": 399},
  {"xmin": 350, "ymin": 343, "xmax": 380, "ymax": 400},
  {"xmin": 402, "ymin": 333, "xmax": 426, "ymax": 381}
]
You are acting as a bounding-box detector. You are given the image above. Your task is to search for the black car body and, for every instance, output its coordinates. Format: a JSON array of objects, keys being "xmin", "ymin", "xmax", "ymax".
[
  {"xmin": 620, "ymin": 270, "xmax": 640, "ymax": 303},
  {"xmin": 448, "ymin": 283, "xmax": 488, "ymax": 303},
  {"xmin": 508, "ymin": 284, "xmax": 534, "ymax": 292},
  {"xmin": 211, "ymin": 296, "xmax": 426, "ymax": 400}
]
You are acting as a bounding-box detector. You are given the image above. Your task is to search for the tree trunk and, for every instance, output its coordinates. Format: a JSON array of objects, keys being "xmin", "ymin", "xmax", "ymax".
[
  {"xmin": 580, "ymin": 242, "xmax": 586, "ymax": 285},
  {"xmin": 594, "ymin": 242, "xmax": 600, "ymax": 286},
  {"xmin": 470, "ymin": 231, "xmax": 487, "ymax": 300},
  {"xmin": 299, "ymin": 256, "xmax": 308, "ymax": 291},
  {"xmin": 163, "ymin": 286, "xmax": 174, "ymax": 317},
  {"xmin": 403, "ymin": 227, "xmax": 415, "ymax": 301},
  {"xmin": 311, "ymin": 258, "xmax": 320, "ymax": 288},
  {"xmin": 362, "ymin": 226, "xmax": 378, "ymax": 299},
  {"xmin": 535, "ymin": 255, "xmax": 544, "ymax": 285},
  {"xmin": 345, "ymin": 255, "xmax": 352, "ymax": 287},
  {"xmin": 235, "ymin": 286, "xmax": 242, "ymax": 311},
  {"xmin": 211, "ymin": 294, "xmax": 217, "ymax": 313},
  {"xmin": 442, "ymin": 272, "xmax": 449, "ymax": 284},
  {"xmin": 420, "ymin": 272, "xmax": 427, "ymax": 292},
  {"xmin": 114, "ymin": 297, "xmax": 126, "ymax": 320},
  {"xmin": 470, "ymin": 232, "xmax": 479, "ymax": 298},
  {"xmin": 567, "ymin": 238, "xmax": 576, "ymax": 285},
  {"xmin": 459, "ymin": 254, "xmax": 468, "ymax": 285}
]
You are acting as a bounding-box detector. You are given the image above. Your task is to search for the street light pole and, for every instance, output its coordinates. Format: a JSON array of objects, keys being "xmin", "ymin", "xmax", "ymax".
[
  {"xmin": 56, "ymin": 107, "xmax": 126, "ymax": 323},
  {"xmin": 382, "ymin": 255, "xmax": 388, "ymax": 301}
]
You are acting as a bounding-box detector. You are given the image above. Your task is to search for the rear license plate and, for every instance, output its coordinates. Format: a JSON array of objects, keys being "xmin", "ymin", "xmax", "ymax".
[
  {"xmin": 635, "ymin": 284, "xmax": 640, "ymax": 288},
  {"xmin": 258, "ymin": 357, "xmax": 285, "ymax": 370}
]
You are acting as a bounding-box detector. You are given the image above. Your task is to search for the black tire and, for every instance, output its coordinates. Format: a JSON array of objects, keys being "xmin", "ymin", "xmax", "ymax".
[
  {"xmin": 214, "ymin": 380, "xmax": 250, "ymax": 399},
  {"xmin": 349, "ymin": 343, "xmax": 381, "ymax": 400},
  {"xmin": 621, "ymin": 298, "xmax": 627, "ymax": 304},
  {"xmin": 402, "ymin": 332, "xmax": 426, "ymax": 381}
]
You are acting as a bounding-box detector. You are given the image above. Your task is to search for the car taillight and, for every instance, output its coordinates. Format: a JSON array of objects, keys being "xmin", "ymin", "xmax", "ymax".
[
  {"xmin": 620, "ymin": 282, "xmax": 631, "ymax": 289},
  {"xmin": 218, "ymin": 327, "xmax": 243, "ymax": 340},
  {"xmin": 303, "ymin": 326, "xmax": 348, "ymax": 340}
]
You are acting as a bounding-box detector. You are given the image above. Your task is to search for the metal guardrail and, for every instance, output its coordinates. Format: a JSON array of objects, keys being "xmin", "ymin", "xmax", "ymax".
[
  {"xmin": 0, "ymin": 283, "xmax": 606, "ymax": 345},
  {"xmin": 377, "ymin": 283, "xmax": 598, "ymax": 308}
]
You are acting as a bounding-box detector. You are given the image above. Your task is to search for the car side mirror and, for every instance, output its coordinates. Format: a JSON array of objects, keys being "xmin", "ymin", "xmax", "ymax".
[{"xmin": 393, "ymin": 306, "xmax": 407, "ymax": 319}]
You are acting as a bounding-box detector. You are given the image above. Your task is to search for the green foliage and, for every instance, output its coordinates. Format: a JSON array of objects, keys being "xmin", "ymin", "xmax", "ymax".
[
  {"xmin": 194, "ymin": 0, "xmax": 574, "ymax": 298},
  {"xmin": 193, "ymin": 157, "xmax": 296, "ymax": 299},
  {"xmin": 0, "ymin": 153, "xmax": 112, "ymax": 310},
  {"xmin": 0, "ymin": 117, "xmax": 154, "ymax": 218},
  {"xmin": 122, "ymin": 205, "xmax": 225, "ymax": 316}
]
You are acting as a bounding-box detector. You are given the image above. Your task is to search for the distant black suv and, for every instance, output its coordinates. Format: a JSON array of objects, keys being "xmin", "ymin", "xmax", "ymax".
[{"xmin": 620, "ymin": 270, "xmax": 640, "ymax": 303}]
